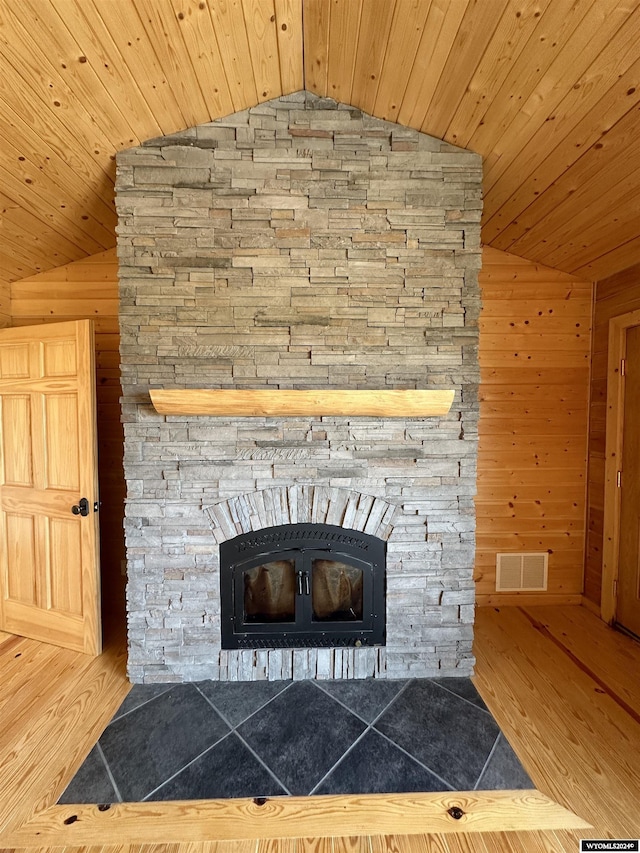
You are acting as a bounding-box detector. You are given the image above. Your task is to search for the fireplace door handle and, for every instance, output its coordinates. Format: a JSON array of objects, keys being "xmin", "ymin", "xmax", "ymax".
[{"xmin": 297, "ymin": 571, "xmax": 310, "ymax": 595}]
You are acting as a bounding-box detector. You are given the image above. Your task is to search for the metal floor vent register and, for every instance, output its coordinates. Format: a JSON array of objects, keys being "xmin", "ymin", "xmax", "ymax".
[
  {"xmin": 496, "ymin": 552, "xmax": 548, "ymax": 592},
  {"xmin": 219, "ymin": 524, "xmax": 386, "ymax": 650}
]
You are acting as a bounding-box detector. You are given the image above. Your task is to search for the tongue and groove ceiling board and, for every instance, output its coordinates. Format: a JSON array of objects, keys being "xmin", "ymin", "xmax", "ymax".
[{"xmin": 2, "ymin": 0, "xmax": 640, "ymax": 292}]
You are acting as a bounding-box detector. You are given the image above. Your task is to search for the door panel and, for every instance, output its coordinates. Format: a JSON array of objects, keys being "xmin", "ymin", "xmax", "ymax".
[
  {"xmin": 5, "ymin": 513, "xmax": 38, "ymax": 605},
  {"xmin": 617, "ymin": 323, "xmax": 640, "ymax": 638},
  {"xmin": 0, "ymin": 344, "xmax": 30, "ymax": 378},
  {"xmin": 49, "ymin": 517, "xmax": 84, "ymax": 616},
  {"xmin": 45, "ymin": 394, "xmax": 80, "ymax": 489},
  {"xmin": 42, "ymin": 338, "xmax": 77, "ymax": 376},
  {"xmin": 1, "ymin": 396, "xmax": 33, "ymax": 485},
  {"xmin": 0, "ymin": 320, "xmax": 101, "ymax": 654}
]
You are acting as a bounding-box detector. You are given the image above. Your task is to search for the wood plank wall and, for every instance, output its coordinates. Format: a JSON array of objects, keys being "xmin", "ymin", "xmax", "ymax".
[
  {"xmin": 0, "ymin": 281, "xmax": 9, "ymax": 327},
  {"xmin": 584, "ymin": 262, "xmax": 640, "ymax": 607},
  {"xmin": 9, "ymin": 246, "xmax": 594, "ymax": 611},
  {"xmin": 476, "ymin": 248, "xmax": 592, "ymax": 604},
  {"xmin": 10, "ymin": 248, "xmax": 124, "ymax": 613}
]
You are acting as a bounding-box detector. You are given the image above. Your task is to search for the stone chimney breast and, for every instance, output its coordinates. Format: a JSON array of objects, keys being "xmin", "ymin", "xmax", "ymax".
[{"xmin": 115, "ymin": 92, "xmax": 482, "ymax": 683}]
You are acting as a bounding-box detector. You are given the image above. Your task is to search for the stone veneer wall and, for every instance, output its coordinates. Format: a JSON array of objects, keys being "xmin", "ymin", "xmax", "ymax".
[{"xmin": 115, "ymin": 92, "xmax": 482, "ymax": 683}]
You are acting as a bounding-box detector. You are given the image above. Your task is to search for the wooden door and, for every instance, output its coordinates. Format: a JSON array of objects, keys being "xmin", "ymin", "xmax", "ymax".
[
  {"xmin": 0, "ymin": 320, "xmax": 101, "ymax": 654},
  {"xmin": 617, "ymin": 324, "xmax": 640, "ymax": 638}
]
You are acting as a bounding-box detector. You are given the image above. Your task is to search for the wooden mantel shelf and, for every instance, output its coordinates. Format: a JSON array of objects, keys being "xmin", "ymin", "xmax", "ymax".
[{"xmin": 149, "ymin": 389, "xmax": 455, "ymax": 418}]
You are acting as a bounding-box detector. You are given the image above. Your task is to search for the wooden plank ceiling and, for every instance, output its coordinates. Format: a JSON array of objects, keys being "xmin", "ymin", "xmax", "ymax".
[{"xmin": 1, "ymin": 0, "xmax": 640, "ymax": 291}]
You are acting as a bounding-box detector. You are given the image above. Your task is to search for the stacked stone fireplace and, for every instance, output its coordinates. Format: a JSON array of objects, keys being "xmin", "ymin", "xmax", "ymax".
[{"xmin": 115, "ymin": 92, "xmax": 482, "ymax": 683}]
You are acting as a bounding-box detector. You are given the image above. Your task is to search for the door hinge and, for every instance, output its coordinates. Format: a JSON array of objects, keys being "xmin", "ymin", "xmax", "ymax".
[
  {"xmin": 621, "ymin": 358, "xmax": 626, "ymax": 377},
  {"xmin": 613, "ymin": 579, "xmax": 618, "ymax": 599},
  {"xmin": 617, "ymin": 470, "xmax": 622, "ymax": 488}
]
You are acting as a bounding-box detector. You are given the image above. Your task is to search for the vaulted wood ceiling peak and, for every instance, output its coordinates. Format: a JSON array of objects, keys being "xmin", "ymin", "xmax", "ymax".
[{"xmin": 2, "ymin": 0, "xmax": 640, "ymax": 290}]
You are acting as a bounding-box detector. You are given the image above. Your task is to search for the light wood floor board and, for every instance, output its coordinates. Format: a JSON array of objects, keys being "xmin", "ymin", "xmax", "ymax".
[
  {"xmin": 0, "ymin": 626, "xmax": 129, "ymax": 837},
  {"xmin": 473, "ymin": 606, "xmax": 640, "ymax": 839},
  {"xmin": 517, "ymin": 605, "xmax": 640, "ymax": 720},
  {"xmin": 3, "ymin": 605, "xmax": 640, "ymax": 852}
]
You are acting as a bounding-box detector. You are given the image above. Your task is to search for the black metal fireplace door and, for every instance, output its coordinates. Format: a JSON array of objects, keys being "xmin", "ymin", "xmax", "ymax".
[{"xmin": 219, "ymin": 524, "xmax": 386, "ymax": 650}]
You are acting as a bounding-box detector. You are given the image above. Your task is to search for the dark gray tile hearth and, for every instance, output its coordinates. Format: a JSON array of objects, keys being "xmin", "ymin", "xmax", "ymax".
[
  {"xmin": 110, "ymin": 683, "xmax": 174, "ymax": 721},
  {"xmin": 59, "ymin": 677, "xmax": 533, "ymax": 803},
  {"xmin": 236, "ymin": 680, "xmax": 368, "ymax": 795},
  {"xmin": 476, "ymin": 733, "xmax": 535, "ymax": 790},
  {"xmin": 374, "ymin": 679, "xmax": 501, "ymax": 790},
  {"xmin": 147, "ymin": 732, "xmax": 288, "ymax": 801},
  {"xmin": 58, "ymin": 744, "xmax": 118, "ymax": 805},
  {"xmin": 316, "ymin": 677, "xmax": 406, "ymax": 722},
  {"xmin": 314, "ymin": 728, "xmax": 447, "ymax": 795},
  {"xmin": 98, "ymin": 683, "xmax": 230, "ymax": 801},
  {"xmin": 430, "ymin": 676, "xmax": 490, "ymax": 711},
  {"xmin": 196, "ymin": 679, "xmax": 290, "ymax": 727}
]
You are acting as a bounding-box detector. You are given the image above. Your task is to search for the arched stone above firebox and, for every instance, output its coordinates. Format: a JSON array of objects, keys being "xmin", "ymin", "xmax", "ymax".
[{"xmin": 203, "ymin": 485, "xmax": 398, "ymax": 545}]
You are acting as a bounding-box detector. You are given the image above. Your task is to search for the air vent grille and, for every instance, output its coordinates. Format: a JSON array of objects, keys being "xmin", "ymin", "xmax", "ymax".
[{"xmin": 496, "ymin": 552, "xmax": 548, "ymax": 592}]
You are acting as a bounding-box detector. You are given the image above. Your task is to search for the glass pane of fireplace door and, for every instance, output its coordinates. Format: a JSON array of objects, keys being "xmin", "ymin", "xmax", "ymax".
[
  {"xmin": 311, "ymin": 559, "xmax": 364, "ymax": 621},
  {"xmin": 243, "ymin": 559, "xmax": 296, "ymax": 623}
]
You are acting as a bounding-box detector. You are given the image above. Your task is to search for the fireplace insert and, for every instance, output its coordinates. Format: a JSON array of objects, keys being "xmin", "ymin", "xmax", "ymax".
[{"xmin": 219, "ymin": 524, "xmax": 386, "ymax": 650}]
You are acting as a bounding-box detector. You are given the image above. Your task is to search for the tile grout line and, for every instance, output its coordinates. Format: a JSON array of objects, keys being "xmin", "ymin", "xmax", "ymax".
[
  {"xmin": 473, "ymin": 732, "xmax": 501, "ymax": 791},
  {"xmin": 313, "ymin": 676, "xmax": 412, "ymax": 728},
  {"xmin": 192, "ymin": 680, "xmax": 238, "ymax": 726},
  {"xmin": 305, "ymin": 679, "xmax": 416, "ymax": 794},
  {"xmin": 110, "ymin": 683, "xmax": 233, "ymax": 802},
  {"xmin": 309, "ymin": 680, "xmax": 457, "ymax": 794},
  {"xmin": 231, "ymin": 729, "xmax": 293, "ymax": 797},
  {"xmin": 110, "ymin": 684, "xmax": 174, "ymax": 723},
  {"xmin": 430, "ymin": 679, "xmax": 494, "ymax": 718},
  {"xmin": 368, "ymin": 679, "xmax": 413, "ymax": 726},
  {"xmin": 194, "ymin": 679, "xmax": 294, "ymax": 730},
  {"xmin": 365, "ymin": 679, "xmax": 498, "ymax": 791},
  {"xmin": 193, "ymin": 681, "xmax": 292, "ymax": 796},
  {"xmin": 307, "ymin": 725, "xmax": 373, "ymax": 795},
  {"xmin": 311, "ymin": 679, "xmax": 375, "ymax": 726},
  {"xmin": 141, "ymin": 731, "xmax": 236, "ymax": 802},
  {"xmin": 96, "ymin": 741, "xmax": 124, "ymax": 804},
  {"xmin": 369, "ymin": 725, "xmax": 455, "ymax": 792}
]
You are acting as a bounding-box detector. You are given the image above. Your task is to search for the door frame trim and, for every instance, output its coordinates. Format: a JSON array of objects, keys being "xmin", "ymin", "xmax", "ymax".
[{"xmin": 602, "ymin": 308, "xmax": 640, "ymax": 623}]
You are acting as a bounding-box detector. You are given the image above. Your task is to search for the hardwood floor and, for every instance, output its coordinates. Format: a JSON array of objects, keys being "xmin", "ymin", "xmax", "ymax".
[{"xmin": 0, "ymin": 605, "xmax": 638, "ymax": 852}]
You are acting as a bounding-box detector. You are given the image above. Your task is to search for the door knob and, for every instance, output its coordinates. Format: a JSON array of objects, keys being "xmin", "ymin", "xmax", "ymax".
[{"xmin": 71, "ymin": 497, "xmax": 90, "ymax": 517}]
